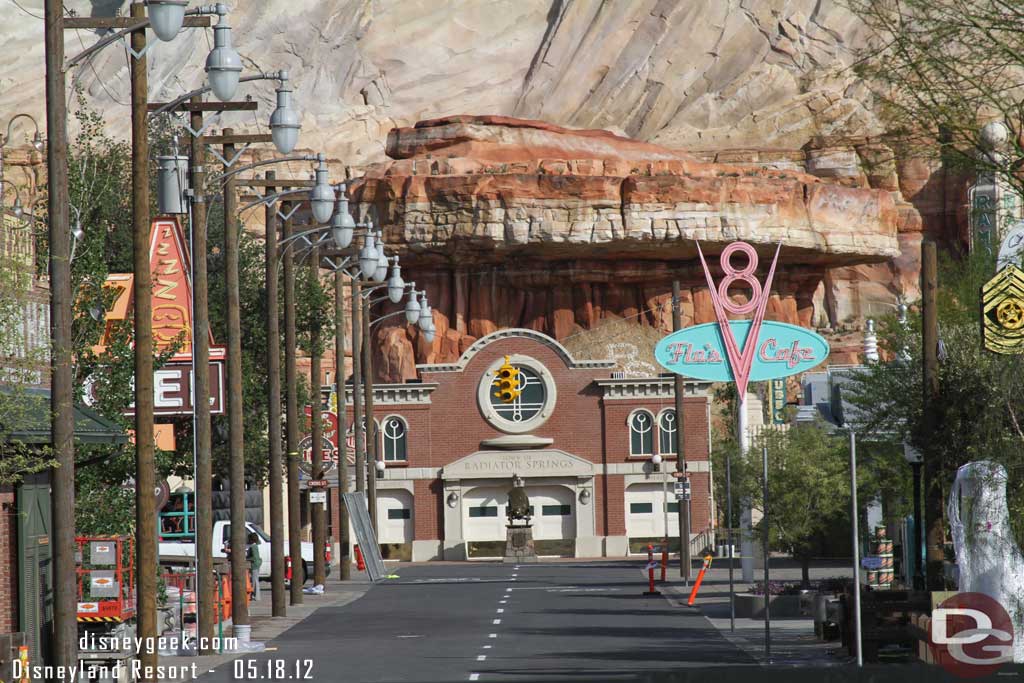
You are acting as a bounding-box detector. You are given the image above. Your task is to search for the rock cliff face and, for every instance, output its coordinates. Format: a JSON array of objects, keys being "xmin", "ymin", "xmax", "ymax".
[
  {"xmin": 0, "ymin": 1, "xmax": 966, "ymax": 380},
  {"xmin": 350, "ymin": 116, "xmax": 915, "ymax": 380},
  {"xmin": 2, "ymin": 1, "xmax": 879, "ymax": 163}
]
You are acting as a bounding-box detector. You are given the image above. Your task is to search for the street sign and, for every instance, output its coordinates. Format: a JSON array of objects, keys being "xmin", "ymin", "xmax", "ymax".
[
  {"xmin": 309, "ymin": 491, "xmax": 327, "ymax": 504},
  {"xmin": 675, "ymin": 492, "xmax": 690, "ymax": 501},
  {"xmin": 308, "ymin": 479, "xmax": 329, "ymax": 489},
  {"xmin": 673, "ymin": 481, "xmax": 690, "ymax": 495},
  {"xmin": 861, "ymin": 556, "xmax": 884, "ymax": 570}
]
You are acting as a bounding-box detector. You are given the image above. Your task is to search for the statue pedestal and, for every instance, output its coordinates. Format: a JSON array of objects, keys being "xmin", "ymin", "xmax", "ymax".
[{"xmin": 504, "ymin": 524, "xmax": 538, "ymax": 563}]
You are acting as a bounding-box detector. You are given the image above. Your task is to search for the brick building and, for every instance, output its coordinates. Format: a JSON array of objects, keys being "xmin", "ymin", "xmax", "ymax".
[{"xmin": 327, "ymin": 328, "xmax": 714, "ymax": 561}]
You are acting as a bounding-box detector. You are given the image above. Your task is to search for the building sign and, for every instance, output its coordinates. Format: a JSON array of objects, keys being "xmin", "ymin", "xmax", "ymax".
[
  {"xmin": 299, "ymin": 406, "xmax": 339, "ymax": 479},
  {"xmin": 969, "ymin": 175, "xmax": 1023, "ymax": 255},
  {"xmin": 982, "ymin": 264, "xmax": 1024, "ymax": 354},
  {"xmin": 766, "ymin": 378, "xmax": 787, "ymax": 425},
  {"xmin": 443, "ymin": 448, "xmax": 594, "ymax": 480},
  {"xmin": 655, "ymin": 241, "xmax": 829, "ymax": 391},
  {"xmin": 93, "ymin": 217, "xmax": 226, "ymax": 416},
  {"xmin": 116, "ymin": 361, "xmax": 225, "ymax": 416},
  {"xmin": 997, "ymin": 221, "xmax": 1024, "ymax": 272}
]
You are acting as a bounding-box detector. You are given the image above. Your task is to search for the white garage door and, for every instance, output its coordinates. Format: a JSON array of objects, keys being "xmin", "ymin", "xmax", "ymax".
[
  {"xmin": 625, "ymin": 483, "xmax": 679, "ymax": 540},
  {"xmin": 463, "ymin": 486, "xmax": 507, "ymax": 542},
  {"xmin": 376, "ymin": 489, "xmax": 413, "ymax": 544},
  {"xmin": 527, "ymin": 485, "xmax": 575, "ymax": 541}
]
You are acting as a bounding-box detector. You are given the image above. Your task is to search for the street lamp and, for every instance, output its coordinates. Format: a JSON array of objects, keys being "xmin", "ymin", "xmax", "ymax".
[
  {"xmin": 331, "ymin": 187, "xmax": 356, "ymax": 250},
  {"xmin": 309, "ymin": 154, "xmax": 335, "ymax": 224},
  {"xmin": 69, "ymin": 206, "xmax": 84, "ymax": 262},
  {"xmin": 146, "ymin": 0, "xmax": 188, "ymax": 41},
  {"xmin": 359, "ymin": 232, "xmax": 379, "ymax": 277},
  {"xmin": 0, "ymin": 179, "xmax": 23, "ymax": 218},
  {"xmin": 205, "ymin": 5, "xmax": 242, "ymax": 101},
  {"xmin": 153, "ymin": 71, "xmax": 301, "ymax": 156},
  {"xmin": 404, "ymin": 291, "xmax": 421, "ymax": 324},
  {"xmin": 387, "ymin": 261, "xmax": 405, "ymax": 304},
  {"xmin": 269, "ymin": 71, "xmax": 301, "ymax": 155},
  {"xmin": 374, "ymin": 249, "xmax": 389, "ymax": 283}
]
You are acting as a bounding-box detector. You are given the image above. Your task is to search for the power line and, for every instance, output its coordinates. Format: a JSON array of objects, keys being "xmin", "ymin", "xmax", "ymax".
[{"xmin": 8, "ymin": 0, "xmax": 42, "ymax": 20}]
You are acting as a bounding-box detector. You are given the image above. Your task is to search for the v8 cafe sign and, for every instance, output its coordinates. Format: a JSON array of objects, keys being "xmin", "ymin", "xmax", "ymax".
[
  {"xmin": 655, "ymin": 241, "xmax": 829, "ymax": 388},
  {"xmin": 655, "ymin": 320, "xmax": 829, "ymax": 382}
]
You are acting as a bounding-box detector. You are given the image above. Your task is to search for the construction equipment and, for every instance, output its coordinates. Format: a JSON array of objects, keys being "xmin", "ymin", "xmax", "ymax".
[{"xmin": 75, "ymin": 535, "xmax": 137, "ymax": 682}]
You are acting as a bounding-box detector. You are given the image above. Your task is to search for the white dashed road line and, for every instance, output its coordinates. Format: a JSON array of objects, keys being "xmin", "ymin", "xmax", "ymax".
[
  {"xmin": 469, "ymin": 674, "xmax": 480, "ymax": 681},
  {"xmin": 493, "ymin": 618, "xmax": 502, "ymax": 625},
  {"xmin": 489, "ymin": 633, "xmax": 497, "ymax": 638},
  {"xmin": 477, "ymin": 655, "xmax": 487, "ymax": 662}
]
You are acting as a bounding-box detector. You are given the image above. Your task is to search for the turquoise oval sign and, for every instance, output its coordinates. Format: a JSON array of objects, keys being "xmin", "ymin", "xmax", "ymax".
[{"xmin": 654, "ymin": 320, "xmax": 830, "ymax": 382}]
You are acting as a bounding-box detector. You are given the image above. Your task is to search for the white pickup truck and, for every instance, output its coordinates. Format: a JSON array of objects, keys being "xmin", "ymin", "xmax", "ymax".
[{"xmin": 158, "ymin": 520, "xmax": 328, "ymax": 583}]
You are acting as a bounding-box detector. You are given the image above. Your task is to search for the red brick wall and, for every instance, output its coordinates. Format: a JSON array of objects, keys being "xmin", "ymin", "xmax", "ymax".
[
  {"xmin": 601, "ymin": 396, "xmax": 708, "ymax": 465},
  {"xmin": 345, "ymin": 334, "xmax": 713, "ymax": 545},
  {"xmin": 413, "ymin": 479, "xmax": 442, "ymax": 540},
  {"xmin": 0, "ymin": 486, "xmax": 16, "ymax": 634},
  {"xmin": 418, "ymin": 338, "xmax": 614, "ymax": 467},
  {"xmin": 598, "ymin": 474, "xmax": 626, "ymax": 536}
]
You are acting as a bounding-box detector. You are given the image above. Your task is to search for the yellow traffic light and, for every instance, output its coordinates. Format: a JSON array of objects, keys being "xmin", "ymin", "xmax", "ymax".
[{"xmin": 492, "ymin": 355, "xmax": 522, "ymax": 403}]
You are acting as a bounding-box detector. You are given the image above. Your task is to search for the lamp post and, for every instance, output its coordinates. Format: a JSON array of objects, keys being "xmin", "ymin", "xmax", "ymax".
[
  {"xmin": 0, "ymin": 113, "xmax": 44, "ymax": 189},
  {"xmin": 652, "ymin": 454, "xmax": 668, "ymax": 565},
  {"xmin": 671, "ymin": 280, "xmax": 690, "ymax": 583},
  {"xmin": 0, "ymin": 179, "xmax": 24, "ymax": 219},
  {"xmin": 47, "ymin": 3, "xmax": 245, "ymax": 671}
]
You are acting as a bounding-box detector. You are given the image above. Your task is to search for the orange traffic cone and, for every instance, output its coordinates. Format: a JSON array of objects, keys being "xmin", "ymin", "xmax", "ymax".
[{"xmin": 355, "ymin": 545, "xmax": 366, "ymax": 572}]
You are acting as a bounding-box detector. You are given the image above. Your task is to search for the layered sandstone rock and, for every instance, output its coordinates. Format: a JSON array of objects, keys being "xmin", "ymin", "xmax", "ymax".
[{"xmin": 351, "ymin": 116, "xmax": 904, "ymax": 380}]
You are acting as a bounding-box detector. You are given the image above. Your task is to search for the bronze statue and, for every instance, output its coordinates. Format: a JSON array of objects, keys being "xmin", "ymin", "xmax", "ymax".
[{"xmin": 506, "ymin": 474, "xmax": 531, "ymax": 525}]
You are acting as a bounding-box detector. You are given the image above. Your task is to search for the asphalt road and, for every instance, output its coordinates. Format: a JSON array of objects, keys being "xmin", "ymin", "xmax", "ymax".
[{"xmin": 199, "ymin": 560, "xmax": 759, "ymax": 683}]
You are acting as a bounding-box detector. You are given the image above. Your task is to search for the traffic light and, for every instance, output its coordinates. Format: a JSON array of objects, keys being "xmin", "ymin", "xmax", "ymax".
[{"xmin": 492, "ymin": 355, "xmax": 521, "ymax": 403}]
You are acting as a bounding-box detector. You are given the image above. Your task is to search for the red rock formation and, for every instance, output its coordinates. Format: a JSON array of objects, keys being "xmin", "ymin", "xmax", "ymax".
[{"xmin": 349, "ymin": 116, "xmax": 909, "ymax": 381}]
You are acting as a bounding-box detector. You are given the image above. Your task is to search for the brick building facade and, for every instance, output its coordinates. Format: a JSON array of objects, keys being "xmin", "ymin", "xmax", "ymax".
[{"xmin": 328, "ymin": 328, "xmax": 713, "ymax": 560}]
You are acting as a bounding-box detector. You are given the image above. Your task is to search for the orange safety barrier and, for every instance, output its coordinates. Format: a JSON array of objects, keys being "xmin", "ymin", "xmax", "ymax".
[
  {"xmin": 660, "ymin": 543, "xmax": 668, "ymax": 583},
  {"xmin": 687, "ymin": 555, "xmax": 714, "ymax": 606}
]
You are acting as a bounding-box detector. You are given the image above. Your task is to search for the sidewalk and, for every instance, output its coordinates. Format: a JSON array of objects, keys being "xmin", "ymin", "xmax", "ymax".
[
  {"xmin": 160, "ymin": 576, "xmax": 372, "ymax": 681},
  {"xmin": 660, "ymin": 560, "xmax": 853, "ymax": 666}
]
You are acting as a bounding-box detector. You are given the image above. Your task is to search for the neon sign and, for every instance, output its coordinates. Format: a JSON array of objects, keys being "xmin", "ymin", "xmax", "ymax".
[{"xmin": 655, "ymin": 241, "xmax": 829, "ymax": 387}]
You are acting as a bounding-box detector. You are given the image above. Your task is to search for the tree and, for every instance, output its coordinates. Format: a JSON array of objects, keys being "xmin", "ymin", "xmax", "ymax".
[
  {"xmin": 845, "ymin": 247, "xmax": 1024, "ymax": 551},
  {"xmin": 713, "ymin": 414, "xmax": 853, "ymax": 587},
  {"xmin": 0, "ymin": 215, "xmax": 55, "ymax": 484},
  {"xmin": 847, "ymin": 0, "xmax": 1024, "ymax": 199}
]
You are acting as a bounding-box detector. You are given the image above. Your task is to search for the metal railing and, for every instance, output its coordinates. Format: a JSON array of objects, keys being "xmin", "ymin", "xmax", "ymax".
[{"xmin": 690, "ymin": 529, "xmax": 716, "ymax": 558}]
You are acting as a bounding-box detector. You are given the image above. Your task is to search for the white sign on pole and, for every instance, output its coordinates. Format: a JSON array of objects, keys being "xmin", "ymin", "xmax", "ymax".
[
  {"xmin": 309, "ymin": 491, "xmax": 327, "ymax": 504},
  {"xmin": 997, "ymin": 221, "xmax": 1024, "ymax": 271}
]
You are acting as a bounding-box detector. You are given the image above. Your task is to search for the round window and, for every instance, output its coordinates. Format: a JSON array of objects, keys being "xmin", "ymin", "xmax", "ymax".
[
  {"xmin": 488, "ymin": 366, "xmax": 546, "ymax": 424},
  {"xmin": 477, "ymin": 356, "xmax": 557, "ymax": 434}
]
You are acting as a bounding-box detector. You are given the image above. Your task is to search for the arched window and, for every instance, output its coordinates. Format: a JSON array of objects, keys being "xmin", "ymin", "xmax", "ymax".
[
  {"xmin": 382, "ymin": 416, "xmax": 408, "ymax": 462},
  {"xmin": 629, "ymin": 410, "xmax": 654, "ymax": 456},
  {"xmin": 658, "ymin": 409, "xmax": 677, "ymax": 455}
]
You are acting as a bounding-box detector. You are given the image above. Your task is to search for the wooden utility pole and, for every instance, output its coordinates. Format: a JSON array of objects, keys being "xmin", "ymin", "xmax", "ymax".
[
  {"xmin": 351, "ymin": 279, "xmax": 365, "ymax": 495},
  {"xmin": 129, "ymin": 4, "xmax": 158, "ymax": 677},
  {"xmin": 264, "ymin": 171, "xmax": 286, "ymax": 614},
  {"xmin": 335, "ymin": 269, "xmax": 351, "ymax": 580},
  {"xmin": 43, "ymin": 0, "xmax": 75, "ymax": 668},
  {"xmin": 672, "ymin": 280, "xmax": 691, "ymax": 582},
  {"xmin": 310, "ymin": 245, "xmax": 326, "ymax": 586},
  {"xmin": 283, "ymin": 210, "xmax": 304, "ymax": 603},
  {"xmin": 363, "ymin": 296, "xmax": 378, "ymax": 531},
  {"xmin": 188, "ymin": 96, "xmax": 217, "ymax": 646},
  {"xmin": 223, "ymin": 130, "xmax": 249, "ymax": 629},
  {"xmin": 921, "ymin": 241, "xmax": 944, "ymax": 590}
]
